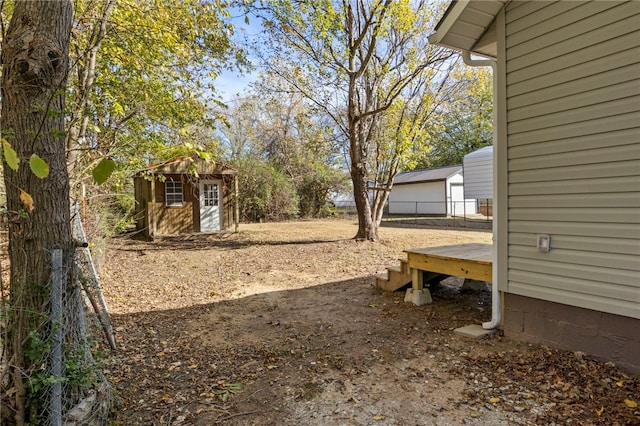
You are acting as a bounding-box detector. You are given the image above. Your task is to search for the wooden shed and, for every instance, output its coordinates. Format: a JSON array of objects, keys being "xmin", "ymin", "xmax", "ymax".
[{"xmin": 133, "ymin": 155, "xmax": 238, "ymax": 238}]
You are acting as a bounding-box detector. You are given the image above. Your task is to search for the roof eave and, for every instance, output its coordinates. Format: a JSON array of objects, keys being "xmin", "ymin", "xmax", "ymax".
[{"xmin": 428, "ymin": 0, "xmax": 504, "ymax": 59}]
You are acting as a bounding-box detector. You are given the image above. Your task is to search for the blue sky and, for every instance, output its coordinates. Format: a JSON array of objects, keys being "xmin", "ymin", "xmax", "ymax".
[{"xmin": 214, "ymin": 7, "xmax": 262, "ymax": 101}]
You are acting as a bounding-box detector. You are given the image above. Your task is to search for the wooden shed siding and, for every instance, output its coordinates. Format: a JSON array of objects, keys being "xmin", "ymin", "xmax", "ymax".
[
  {"xmin": 152, "ymin": 176, "xmax": 198, "ymax": 235},
  {"xmin": 504, "ymin": 0, "xmax": 640, "ymax": 319}
]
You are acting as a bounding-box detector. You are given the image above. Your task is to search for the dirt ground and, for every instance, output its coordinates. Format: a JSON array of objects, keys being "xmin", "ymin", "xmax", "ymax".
[{"xmin": 100, "ymin": 218, "xmax": 639, "ymax": 425}]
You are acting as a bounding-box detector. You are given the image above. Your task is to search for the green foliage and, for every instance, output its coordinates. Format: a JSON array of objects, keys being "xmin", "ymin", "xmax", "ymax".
[
  {"xmin": 2, "ymin": 139, "xmax": 20, "ymax": 170},
  {"xmin": 298, "ymin": 165, "xmax": 346, "ymax": 218},
  {"xmin": 236, "ymin": 156, "xmax": 299, "ymax": 222},
  {"xmin": 29, "ymin": 154, "xmax": 49, "ymax": 178},
  {"xmin": 61, "ymin": 0, "xmax": 246, "ymax": 194},
  {"xmin": 219, "ymin": 89, "xmax": 348, "ymax": 220},
  {"xmin": 414, "ymin": 60, "xmax": 493, "ymax": 169},
  {"xmin": 92, "ymin": 158, "xmax": 116, "ymax": 185},
  {"xmin": 254, "ymin": 0, "xmax": 456, "ymax": 237}
]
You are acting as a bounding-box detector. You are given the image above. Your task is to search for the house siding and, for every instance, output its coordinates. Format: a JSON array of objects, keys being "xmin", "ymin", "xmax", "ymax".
[{"xmin": 504, "ymin": 1, "xmax": 640, "ymax": 319}]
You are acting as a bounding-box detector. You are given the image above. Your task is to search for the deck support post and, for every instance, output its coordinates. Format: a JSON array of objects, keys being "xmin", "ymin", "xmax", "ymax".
[{"xmin": 405, "ymin": 268, "xmax": 432, "ymax": 306}]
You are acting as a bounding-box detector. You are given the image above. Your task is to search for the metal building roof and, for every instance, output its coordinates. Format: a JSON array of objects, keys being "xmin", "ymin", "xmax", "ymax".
[{"xmin": 393, "ymin": 165, "xmax": 462, "ymax": 185}]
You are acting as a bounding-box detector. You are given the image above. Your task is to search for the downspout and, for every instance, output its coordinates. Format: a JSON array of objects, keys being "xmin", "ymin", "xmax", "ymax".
[{"xmin": 461, "ymin": 51, "xmax": 500, "ymax": 330}]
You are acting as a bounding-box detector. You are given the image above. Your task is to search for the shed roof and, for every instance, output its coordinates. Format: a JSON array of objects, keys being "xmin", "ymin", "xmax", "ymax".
[
  {"xmin": 393, "ymin": 165, "xmax": 462, "ymax": 185},
  {"xmin": 143, "ymin": 155, "xmax": 237, "ymax": 176},
  {"xmin": 463, "ymin": 145, "xmax": 493, "ymax": 160},
  {"xmin": 428, "ymin": 0, "xmax": 505, "ymax": 58}
]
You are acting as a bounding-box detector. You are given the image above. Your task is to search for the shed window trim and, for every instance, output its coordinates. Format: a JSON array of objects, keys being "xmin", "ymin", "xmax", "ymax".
[{"xmin": 165, "ymin": 180, "xmax": 184, "ymax": 207}]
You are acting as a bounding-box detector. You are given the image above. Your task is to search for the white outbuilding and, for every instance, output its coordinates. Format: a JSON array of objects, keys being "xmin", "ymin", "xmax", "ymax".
[
  {"xmin": 463, "ymin": 145, "xmax": 493, "ymax": 216},
  {"xmin": 388, "ymin": 165, "xmax": 477, "ymax": 216},
  {"xmin": 463, "ymin": 145, "xmax": 493, "ymax": 200}
]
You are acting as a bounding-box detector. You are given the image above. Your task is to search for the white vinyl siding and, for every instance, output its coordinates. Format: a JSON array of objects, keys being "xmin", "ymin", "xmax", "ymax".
[
  {"xmin": 388, "ymin": 182, "xmax": 447, "ymax": 215},
  {"xmin": 504, "ymin": 0, "xmax": 640, "ymax": 319},
  {"xmin": 463, "ymin": 146, "xmax": 493, "ymax": 199}
]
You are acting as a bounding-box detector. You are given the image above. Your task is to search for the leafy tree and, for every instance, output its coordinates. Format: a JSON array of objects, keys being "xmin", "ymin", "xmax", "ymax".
[
  {"xmin": 1, "ymin": 1, "xmax": 75, "ymax": 422},
  {"xmin": 414, "ymin": 60, "xmax": 493, "ymax": 168},
  {"xmin": 254, "ymin": 0, "xmax": 454, "ymax": 240},
  {"xmin": 66, "ymin": 0, "xmax": 247, "ymax": 193},
  {"xmin": 235, "ymin": 156, "xmax": 299, "ymax": 221},
  {"xmin": 0, "ymin": 0, "xmax": 246, "ymax": 421},
  {"xmin": 219, "ymin": 81, "xmax": 347, "ymax": 219}
]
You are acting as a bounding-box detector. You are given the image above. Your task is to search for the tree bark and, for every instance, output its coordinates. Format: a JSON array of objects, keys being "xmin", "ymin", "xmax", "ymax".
[{"xmin": 1, "ymin": 1, "xmax": 74, "ymax": 423}]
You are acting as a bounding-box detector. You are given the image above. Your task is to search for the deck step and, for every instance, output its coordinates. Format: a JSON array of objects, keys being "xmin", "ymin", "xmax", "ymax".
[{"xmin": 376, "ymin": 259, "xmax": 412, "ymax": 292}]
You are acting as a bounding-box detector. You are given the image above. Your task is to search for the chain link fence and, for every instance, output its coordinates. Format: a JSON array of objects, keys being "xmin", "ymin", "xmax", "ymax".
[
  {"xmin": 0, "ymin": 206, "xmax": 115, "ymax": 425},
  {"xmin": 382, "ymin": 199, "xmax": 493, "ymax": 230}
]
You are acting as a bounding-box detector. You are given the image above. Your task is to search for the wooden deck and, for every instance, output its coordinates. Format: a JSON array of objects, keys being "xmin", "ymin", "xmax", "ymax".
[{"xmin": 404, "ymin": 243, "xmax": 493, "ymax": 305}]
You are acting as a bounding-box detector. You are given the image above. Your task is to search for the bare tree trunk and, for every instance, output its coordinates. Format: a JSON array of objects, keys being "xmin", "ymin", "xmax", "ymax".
[{"xmin": 1, "ymin": 1, "xmax": 74, "ymax": 423}]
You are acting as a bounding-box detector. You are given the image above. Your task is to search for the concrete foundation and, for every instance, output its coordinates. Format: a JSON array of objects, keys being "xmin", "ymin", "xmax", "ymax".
[
  {"xmin": 503, "ymin": 293, "xmax": 640, "ymax": 375},
  {"xmin": 404, "ymin": 288, "xmax": 432, "ymax": 306}
]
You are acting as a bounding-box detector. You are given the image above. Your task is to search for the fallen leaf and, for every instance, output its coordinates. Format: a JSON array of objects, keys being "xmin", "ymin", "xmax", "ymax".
[
  {"xmin": 470, "ymin": 412, "xmax": 482, "ymax": 418},
  {"xmin": 596, "ymin": 406, "xmax": 604, "ymax": 416},
  {"xmin": 489, "ymin": 397, "xmax": 500, "ymax": 404},
  {"xmin": 624, "ymin": 399, "xmax": 637, "ymax": 408},
  {"xmin": 372, "ymin": 414, "xmax": 385, "ymax": 421},
  {"xmin": 616, "ymin": 380, "xmax": 624, "ymax": 388}
]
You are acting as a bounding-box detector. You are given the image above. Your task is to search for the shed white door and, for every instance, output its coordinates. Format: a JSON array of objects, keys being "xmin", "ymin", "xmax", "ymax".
[
  {"xmin": 199, "ymin": 180, "xmax": 221, "ymax": 231},
  {"xmin": 449, "ymin": 183, "xmax": 477, "ymax": 216}
]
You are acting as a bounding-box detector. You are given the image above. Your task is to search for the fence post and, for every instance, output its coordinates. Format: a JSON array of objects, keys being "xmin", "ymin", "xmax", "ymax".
[{"xmin": 51, "ymin": 249, "xmax": 63, "ymax": 426}]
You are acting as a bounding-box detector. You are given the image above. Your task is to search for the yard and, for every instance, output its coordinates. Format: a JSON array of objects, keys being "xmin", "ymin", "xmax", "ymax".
[{"xmin": 100, "ymin": 219, "xmax": 639, "ymax": 425}]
